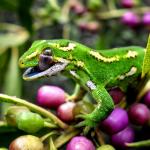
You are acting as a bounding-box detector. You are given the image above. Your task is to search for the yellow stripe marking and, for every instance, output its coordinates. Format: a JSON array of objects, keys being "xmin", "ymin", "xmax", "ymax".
[
  {"xmin": 51, "ymin": 43, "xmax": 76, "ymax": 51},
  {"xmin": 125, "ymin": 50, "xmax": 138, "ymax": 58},
  {"xmin": 26, "ymin": 51, "xmax": 38, "ymax": 59},
  {"xmin": 118, "ymin": 67, "xmax": 137, "ymax": 80},
  {"xmin": 89, "ymin": 51, "xmax": 119, "ymax": 63},
  {"xmin": 76, "ymin": 61, "xmax": 84, "ymax": 67}
]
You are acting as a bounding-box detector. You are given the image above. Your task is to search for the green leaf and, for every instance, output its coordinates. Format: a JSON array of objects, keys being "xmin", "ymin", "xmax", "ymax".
[
  {"xmin": 3, "ymin": 48, "xmax": 21, "ymax": 97},
  {"xmin": 142, "ymin": 35, "xmax": 150, "ymax": 78},
  {"xmin": 0, "ymin": 23, "xmax": 29, "ymax": 50},
  {"xmin": 0, "ymin": 0, "xmax": 19, "ymax": 11},
  {"xmin": 2, "ymin": 48, "xmax": 21, "ymax": 115}
]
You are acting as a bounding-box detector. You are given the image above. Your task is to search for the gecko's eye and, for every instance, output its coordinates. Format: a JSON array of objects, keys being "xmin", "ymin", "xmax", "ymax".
[
  {"xmin": 43, "ymin": 49, "xmax": 52, "ymax": 56},
  {"xmin": 38, "ymin": 49, "xmax": 53, "ymax": 71}
]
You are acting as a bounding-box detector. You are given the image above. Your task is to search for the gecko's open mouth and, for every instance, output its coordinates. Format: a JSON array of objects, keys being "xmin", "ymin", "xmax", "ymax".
[{"xmin": 23, "ymin": 60, "xmax": 69, "ymax": 81}]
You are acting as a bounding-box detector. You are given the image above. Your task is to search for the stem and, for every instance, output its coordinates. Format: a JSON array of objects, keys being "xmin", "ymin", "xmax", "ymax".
[
  {"xmin": 48, "ymin": 0, "xmax": 60, "ymax": 10},
  {"xmin": 107, "ymin": 0, "xmax": 116, "ymax": 11},
  {"xmin": 40, "ymin": 131, "xmax": 57, "ymax": 142},
  {"xmin": 49, "ymin": 137, "xmax": 57, "ymax": 150},
  {"xmin": 44, "ymin": 121, "xmax": 58, "ymax": 129},
  {"xmin": 126, "ymin": 139, "xmax": 150, "ymax": 147},
  {"xmin": 97, "ymin": 7, "xmax": 150, "ymax": 20},
  {"xmin": 67, "ymin": 84, "xmax": 86, "ymax": 102},
  {"xmin": 0, "ymin": 94, "xmax": 68, "ymax": 129},
  {"xmin": 95, "ymin": 127, "xmax": 105, "ymax": 145},
  {"xmin": 54, "ymin": 128, "xmax": 80, "ymax": 148}
]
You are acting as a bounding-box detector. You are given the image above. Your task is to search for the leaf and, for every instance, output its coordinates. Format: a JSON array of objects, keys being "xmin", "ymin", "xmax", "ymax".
[
  {"xmin": 0, "ymin": 0, "xmax": 19, "ymax": 11},
  {"xmin": 142, "ymin": 35, "xmax": 150, "ymax": 78},
  {"xmin": 18, "ymin": 0, "xmax": 34, "ymax": 33},
  {"xmin": 0, "ymin": 23, "xmax": 29, "ymax": 50},
  {"xmin": 2, "ymin": 48, "xmax": 21, "ymax": 115}
]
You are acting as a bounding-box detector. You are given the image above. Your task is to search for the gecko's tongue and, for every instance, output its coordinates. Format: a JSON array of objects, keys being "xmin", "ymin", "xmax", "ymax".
[{"xmin": 23, "ymin": 60, "xmax": 69, "ymax": 81}]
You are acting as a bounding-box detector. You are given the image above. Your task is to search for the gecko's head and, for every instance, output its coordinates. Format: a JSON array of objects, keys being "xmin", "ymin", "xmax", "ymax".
[{"xmin": 19, "ymin": 39, "xmax": 76, "ymax": 80}]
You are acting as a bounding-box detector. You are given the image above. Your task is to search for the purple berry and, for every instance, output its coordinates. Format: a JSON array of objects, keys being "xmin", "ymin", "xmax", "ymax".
[
  {"xmin": 108, "ymin": 87, "xmax": 125, "ymax": 104},
  {"xmin": 143, "ymin": 90, "xmax": 150, "ymax": 108},
  {"xmin": 128, "ymin": 103, "xmax": 150, "ymax": 125},
  {"xmin": 111, "ymin": 126, "xmax": 135, "ymax": 148},
  {"xmin": 121, "ymin": 11, "xmax": 140, "ymax": 27},
  {"xmin": 142, "ymin": 12, "xmax": 150, "ymax": 26},
  {"xmin": 121, "ymin": 0, "xmax": 135, "ymax": 8},
  {"xmin": 57, "ymin": 102, "xmax": 76, "ymax": 122},
  {"xmin": 101, "ymin": 107, "xmax": 129, "ymax": 134},
  {"xmin": 66, "ymin": 136, "xmax": 95, "ymax": 150},
  {"xmin": 37, "ymin": 85, "xmax": 66, "ymax": 109}
]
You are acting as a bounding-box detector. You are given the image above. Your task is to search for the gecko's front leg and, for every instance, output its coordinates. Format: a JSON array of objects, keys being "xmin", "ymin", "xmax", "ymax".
[
  {"xmin": 83, "ymin": 85, "xmax": 114, "ymax": 126},
  {"xmin": 70, "ymin": 69, "xmax": 114, "ymax": 127}
]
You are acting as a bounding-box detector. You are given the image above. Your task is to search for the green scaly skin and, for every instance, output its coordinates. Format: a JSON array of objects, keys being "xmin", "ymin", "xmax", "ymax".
[{"xmin": 19, "ymin": 39, "xmax": 145, "ymax": 126}]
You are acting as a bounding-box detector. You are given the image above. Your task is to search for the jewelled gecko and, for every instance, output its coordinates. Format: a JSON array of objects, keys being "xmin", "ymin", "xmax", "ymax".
[{"xmin": 19, "ymin": 39, "xmax": 148, "ymax": 127}]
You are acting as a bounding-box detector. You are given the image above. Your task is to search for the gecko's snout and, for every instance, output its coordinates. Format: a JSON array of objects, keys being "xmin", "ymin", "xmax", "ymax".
[{"xmin": 19, "ymin": 59, "xmax": 25, "ymax": 68}]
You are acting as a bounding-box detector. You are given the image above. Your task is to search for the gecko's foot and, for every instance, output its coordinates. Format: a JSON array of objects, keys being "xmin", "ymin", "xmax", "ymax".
[{"xmin": 75, "ymin": 114, "xmax": 98, "ymax": 127}]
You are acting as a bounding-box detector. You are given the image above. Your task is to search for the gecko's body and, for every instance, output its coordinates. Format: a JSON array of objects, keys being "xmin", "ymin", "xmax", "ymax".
[{"xmin": 19, "ymin": 39, "xmax": 145, "ymax": 126}]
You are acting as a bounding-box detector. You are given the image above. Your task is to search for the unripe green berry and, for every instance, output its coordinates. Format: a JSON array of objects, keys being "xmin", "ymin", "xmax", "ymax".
[
  {"xmin": 16, "ymin": 111, "xmax": 44, "ymax": 133},
  {"xmin": 5, "ymin": 106, "xmax": 30, "ymax": 126},
  {"xmin": 97, "ymin": 144, "xmax": 115, "ymax": 150}
]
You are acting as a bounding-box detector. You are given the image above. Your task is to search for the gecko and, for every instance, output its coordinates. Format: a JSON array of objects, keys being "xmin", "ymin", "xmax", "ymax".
[{"xmin": 19, "ymin": 39, "xmax": 148, "ymax": 127}]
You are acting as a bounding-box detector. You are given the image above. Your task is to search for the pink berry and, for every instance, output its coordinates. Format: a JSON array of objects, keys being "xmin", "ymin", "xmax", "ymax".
[
  {"xmin": 101, "ymin": 107, "xmax": 129, "ymax": 135},
  {"xmin": 37, "ymin": 85, "xmax": 66, "ymax": 108},
  {"xmin": 121, "ymin": 11, "xmax": 140, "ymax": 27},
  {"xmin": 121, "ymin": 0, "xmax": 135, "ymax": 8},
  {"xmin": 57, "ymin": 102, "xmax": 76, "ymax": 122},
  {"xmin": 111, "ymin": 126, "xmax": 135, "ymax": 148},
  {"xmin": 66, "ymin": 136, "xmax": 95, "ymax": 150},
  {"xmin": 128, "ymin": 103, "xmax": 150, "ymax": 125},
  {"xmin": 142, "ymin": 12, "xmax": 150, "ymax": 26}
]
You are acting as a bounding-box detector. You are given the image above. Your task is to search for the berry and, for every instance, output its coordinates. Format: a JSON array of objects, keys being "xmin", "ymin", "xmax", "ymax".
[
  {"xmin": 37, "ymin": 85, "xmax": 66, "ymax": 108},
  {"xmin": 111, "ymin": 126, "xmax": 135, "ymax": 148},
  {"xmin": 143, "ymin": 90, "xmax": 150, "ymax": 107},
  {"xmin": 97, "ymin": 144, "xmax": 115, "ymax": 150},
  {"xmin": 79, "ymin": 21, "xmax": 100, "ymax": 32},
  {"xmin": 70, "ymin": 2, "xmax": 86, "ymax": 15},
  {"xmin": 5, "ymin": 106, "xmax": 30, "ymax": 127},
  {"xmin": 57, "ymin": 102, "xmax": 76, "ymax": 122},
  {"xmin": 101, "ymin": 107, "xmax": 129, "ymax": 134},
  {"xmin": 108, "ymin": 87, "xmax": 125, "ymax": 104},
  {"xmin": 128, "ymin": 103, "xmax": 150, "ymax": 125},
  {"xmin": 121, "ymin": 11, "xmax": 140, "ymax": 27},
  {"xmin": 17, "ymin": 111, "xmax": 44, "ymax": 133},
  {"xmin": 66, "ymin": 136, "xmax": 95, "ymax": 150},
  {"xmin": 9, "ymin": 135, "xmax": 44, "ymax": 150},
  {"xmin": 121, "ymin": 0, "xmax": 135, "ymax": 8},
  {"xmin": 142, "ymin": 12, "xmax": 150, "ymax": 26}
]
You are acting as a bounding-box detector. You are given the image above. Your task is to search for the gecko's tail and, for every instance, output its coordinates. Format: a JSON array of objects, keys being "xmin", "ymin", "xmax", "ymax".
[{"xmin": 142, "ymin": 34, "xmax": 150, "ymax": 78}]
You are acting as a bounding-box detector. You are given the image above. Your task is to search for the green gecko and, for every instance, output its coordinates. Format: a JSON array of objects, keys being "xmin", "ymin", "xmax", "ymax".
[{"xmin": 19, "ymin": 39, "xmax": 147, "ymax": 127}]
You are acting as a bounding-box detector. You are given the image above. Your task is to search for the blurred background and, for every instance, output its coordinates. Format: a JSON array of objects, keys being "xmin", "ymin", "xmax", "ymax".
[{"xmin": 0, "ymin": 0, "xmax": 150, "ymax": 108}]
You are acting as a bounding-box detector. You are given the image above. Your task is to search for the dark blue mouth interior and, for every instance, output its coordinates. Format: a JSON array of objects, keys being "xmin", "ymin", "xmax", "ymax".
[{"xmin": 26, "ymin": 66, "xmax": 43, "ymax": 77}]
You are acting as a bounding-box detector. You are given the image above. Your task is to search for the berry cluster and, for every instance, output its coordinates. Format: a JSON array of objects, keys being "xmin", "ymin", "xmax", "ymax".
[
  {"xmin": 7, "ymin": 85, "xmax": 150, "ymax": 150},
  {"xmin": 70, "ymin": 0, "xmax": 150, "ymax": 32}
]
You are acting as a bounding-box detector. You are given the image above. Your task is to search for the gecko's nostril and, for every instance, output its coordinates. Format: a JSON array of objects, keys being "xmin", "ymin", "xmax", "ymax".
[{"xmin": 19, "ymin": 59, "xmax": 25, "ymax": 68}]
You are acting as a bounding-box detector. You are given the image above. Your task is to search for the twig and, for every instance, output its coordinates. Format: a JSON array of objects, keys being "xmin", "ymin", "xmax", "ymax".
[{"xmin": 0, "ymin": 94, "xmax": 68, "ymax": 129}]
